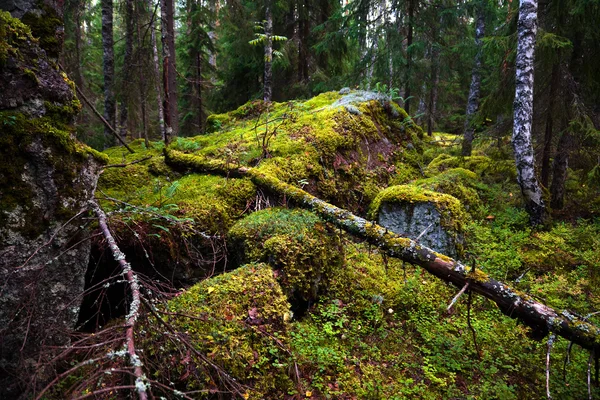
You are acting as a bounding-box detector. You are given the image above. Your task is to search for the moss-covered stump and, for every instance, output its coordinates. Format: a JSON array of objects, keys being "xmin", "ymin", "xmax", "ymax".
[
  {"xmin": 141, "ymin": 263, "xmax": 295, "ymax": 399},
  {"xmin": 0, "ymin": 8, "xmax": 104, "ymax": 398},
  {"xmin": 228, "ymin": 208, "xmax": 343, "ymax": 304},
  {"xmin": 369, "ymin": 185, "xmax": 467, "ymax": 258}
]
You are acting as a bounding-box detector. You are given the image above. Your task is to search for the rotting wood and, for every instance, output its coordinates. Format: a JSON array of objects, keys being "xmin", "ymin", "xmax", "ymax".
[{"xmin": 164, "ymin": 148, "xmax": 600, "ymax": 352}]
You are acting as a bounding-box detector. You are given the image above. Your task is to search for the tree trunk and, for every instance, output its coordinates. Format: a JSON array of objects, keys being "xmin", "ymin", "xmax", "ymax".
[
  {"xmin": 404, "ymin": 0, "xmax": 415, "ymax": 114},
  {"xmin": 164, "ymin": 148, "xmax": 600, "ymax": 353},
  {"xmin": 161, "ymin": 0, "xmax": 178, "ymax": 143},
  {"xmin": 462, "ymin": 3, "xmax": 485, "ymax": 156},
  {"xmin": 427, "ymin": 43, "xmax": 440, "ymax": 137},
  {"xmin": 136, "ymin": 0, "xmax": 149, "ymax": 147},
  {"xmin": 550, "ymin": 121, "xmax": 572, "ymax": 210},
  {"xmin": 148, "ymin": 0, "xmax": 165, "ymax": 140},
  {"xmin": 74, "ymin": 2, "xmax": 84, "ymax": 89},
  {"xmin": 119, "ymin": 0, "xmax": 134, "ymax": 141},
  {"xmin": 102, "ymin": 0, "xmax": 116, "ymax": 148},
  {"xmin": 512, "ymin": 0, "xmax": 546, "ymax": 226},
  {"xmin": 264, "ymin": 1, "xmax": 273, "ymax": 102},
  {"xmin": 196, "ymin": 52, "xmax": 204, "ymax": 132},
  {"xmin": 541, "ymin": 63, "xmax": 559, "ymax": 188}
]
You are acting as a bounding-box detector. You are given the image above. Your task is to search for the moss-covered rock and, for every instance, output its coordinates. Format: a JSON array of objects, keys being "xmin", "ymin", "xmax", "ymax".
[
  {"xmin": 369, "ymin": 185, "xmax": 467, "ymax": 257},
  {"xmin": 141, "ymin": 263, "xmax": 295, "ymax": 399},
  {"xmin": 228, "ymin": 208, "xmax": 343, "ymax": 303}
]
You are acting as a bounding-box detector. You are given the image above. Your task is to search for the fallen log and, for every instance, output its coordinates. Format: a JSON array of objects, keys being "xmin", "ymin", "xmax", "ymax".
[{"xmin": 164, "ymin": 148, "xmax": 600, "ymax": 352}]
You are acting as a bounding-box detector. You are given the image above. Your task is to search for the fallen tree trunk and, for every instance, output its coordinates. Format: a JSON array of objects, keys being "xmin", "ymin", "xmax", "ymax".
[{"xmin": 165, "ymin": 148, "xmax": 600, "ymax": 352}]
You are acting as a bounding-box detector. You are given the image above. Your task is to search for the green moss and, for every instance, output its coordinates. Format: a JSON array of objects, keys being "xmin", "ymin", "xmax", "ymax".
[
  {"xmin": 0, "ymin": 10, "xmax": 34, "ymax": 66},
  {"xmin": 21, "ymin": 4, "xmax": 62, "ymax": 58},
  {"xmin": 425, "ymin": 154, "xmax": 493, "ymax": 177},
  {"xmin": 141, "ymin": 263, "xmax": 295, "ymax": 398},
  {"xmin": 414, "ymin": 168, "xmax": 483, "ymax": 215},
  {"xmin": 369, "ymin": 184, "xmax": 469, "ymax": 234},
  {"xmin": 228, "ymin": 208, "xmax": 343, "ymax": 302}
]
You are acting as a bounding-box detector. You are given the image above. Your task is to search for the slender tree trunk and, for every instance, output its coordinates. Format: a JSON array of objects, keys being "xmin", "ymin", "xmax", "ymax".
[
  {"xmin": 386, "ymin": 2, "xmax": 393, "ymax": 90},
  {"xmin": 136, "ymin": 0, "xmax": 149, "ymax": 147},
  {"xmin": 161, "ymin": 0, "xmax": 178, "ymax": 143},
  {"xmin": 404, "ymin": 0, "xmax": 414, "ymax": 114},
  {"xmin": 462, "ymin": 3, "xmax": 485, "ymax": 156},
  {"xmin": 541, "ymin": 63, "xmax": 559, "ymax": 188},
  {"xmin": 119, "ymin": 0, "xmax": 134, "ymax": 140},
  {"xmin": 550, "ymin": 120, "xmax": 572, "ymax": 210},
  {"xmin": 197, "ymin": 52, "xmax": 204, "ymax": 132},
  {"xmin": 148, "ymin": 0, "xmax": 165, "ymax": 140},
  {"xmin": 512, "ymin": 0, "xmax": 546, "ymax": 226},
  {"xmin": 264, "ymin": 1, "xmax": 273, "ymax": 102},
  {"xmin": 427, "ymin": 43, "xmax": 440, "ymax": 136},
  {"xmin": 101, "ymin": 0, "xmax": 116, "ymax": 148},
  {"xmin": 73, "ymin": 2, "xmax": 84, "ymax": 89}
]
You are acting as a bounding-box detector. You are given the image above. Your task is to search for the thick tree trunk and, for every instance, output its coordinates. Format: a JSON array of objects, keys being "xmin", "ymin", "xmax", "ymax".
[
  {"xmin": 541, "ymin": 63, "xmax": 559, "ymax": 188},
  {"xmin": 102, "ymin": 0, "xmax": 116, "ymax": 148},
  {"xmin": 161, "ymin": 0, "xmax": 178, "ymax": 143},
  {"xmin": 462, "ymin": 3, "xmax": 485, "ymax": 156},
  {"xmin": 264, "ymin": 1, "xmax": 273, "ymax": 102},
  {"xmin": 164, "ymin": 148, "xmax": 600, "ymax": 353},
  {"xmin": 512, "ymin": 0, "xmax": 546, "ymax": 226}
]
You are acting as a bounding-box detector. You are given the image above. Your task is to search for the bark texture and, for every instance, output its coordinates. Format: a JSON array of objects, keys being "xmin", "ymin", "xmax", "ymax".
[
  {"xmin": 102, "ymin": 0, "xmax": 116, "ymax": 148},
  {"xmin": 0, "ymin": 8, "xmax": 103, "ymax": 398},
  {"xmin": 161, "ymin": 0, "xmax": 178, "ymax": 142},
  {"xmin": 263, "ymin": 1, "xmax": 273, "ymax": 102},
  {"xmin": 149, "ymin": 0, "xmax": 165, "ymax": 140},
  {"xmin": 462, "ymin": 3, "xmax": 485, "ymax": 156},
  {"xmin": 164, "ymin": 149, "xmax": 600, "ymax": 353},
  {"xmin": 550, "ymin": 126, "xmax": 573, "ymax": 209},
  {"xmin": 118, "ymin": 0, "xmax": 134, "ymax": 140},
  {"xmin": 512, "ymin": 0, "xmax": 546, "ymax": 226}
]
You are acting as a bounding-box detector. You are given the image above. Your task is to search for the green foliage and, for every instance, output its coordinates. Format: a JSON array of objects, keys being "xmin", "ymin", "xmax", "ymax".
[{"xmin": 228, "ymin": 208, "xmax": 343, "ymax": 301}]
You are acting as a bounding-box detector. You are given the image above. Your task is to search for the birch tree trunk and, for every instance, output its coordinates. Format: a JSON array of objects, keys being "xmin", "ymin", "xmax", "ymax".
[
  {"xmin": 101, "ymin": 0, "xmax": 116, "ymax": 148},
  {"xmin": 148, "ymin": 0, "xmax": 165, "ymax": 140},
  {"xmin": 512, "ymin": 0, "xmax": 546, "ymax": 226},
  {"xmin": 461, "ymin": 3, "xmax": 485, "ymax": 156},
  {"xmin": 264, "ymin": 1, "xmax": 273, "ymax": 102}
]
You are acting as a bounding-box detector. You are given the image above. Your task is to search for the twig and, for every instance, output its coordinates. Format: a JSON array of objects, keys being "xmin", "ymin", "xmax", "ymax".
[
  {"xmin": 415, "ymin": 222, "xmax": 434, "ymax": 242},
  {"xmin": 547, "ymin": 333, "xmax": 556, "ymax": 400},
  {"xmin": 447, "ymin": 282, "xmax": 469, "ymax": 311},
  {"xmin": 90, "ymin": 200, "xmax": 148, "ymax": 400},
  {"xmin": 105, "ymin": 155, "xmax": 153, "ymax": 168},
  {"xmin": 58, "ymin": 64, "xmax": 135, "ymax": 154},
  {"xmin": 467, "ymin": 290, "xmax": 481, "ymax": 359},
  {"xmin": 563, "ymin": 341, "xmax": 574, "ymax": 382}
]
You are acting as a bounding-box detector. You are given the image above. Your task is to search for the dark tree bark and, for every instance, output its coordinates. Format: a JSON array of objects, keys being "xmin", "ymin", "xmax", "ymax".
[
  {"xmin": 404, "ymin": 0, "xmax": 415, "ymax": 114},
  {"xmin": 164, "ymin": 148, "xmax": 600, "ymax": 353},
  {"xmin": 541, "ymin": 63, "xmax": 559, "ymax": 188},
  {"xmin": 148, "ymin": 0, "xmax": 165, "ymax": 140},
  {"xmin": 427, "ymin": 42, "xmax": 440, "ymax": 137},
  {"xmin": 550, "ymin": 121, "xmax": 573, "ymax": 209},
  {"xmin": 161, "ymin": 0, "xmax": 178, "ymax": 143},
  {"xmin": 136, "ymin": 0, "xmax": 149, "ymax": 147},
  {"xmin": 462, "ymin": 3, "xmax": 485, "ymax": 156},
  {"xmin": 512, "ymin": 0, "xmax": 546, "ymax": 226},
  {"xmin": 119, "ymin": 0, "xmax": 134, "ymax": 141},
  {"xmin": 102, "ymin": 0, "xmax": 116, "ymax": 148},
  {"xmin": 264, "ymin": 0, "xmax": 273, "ymax": 102}
]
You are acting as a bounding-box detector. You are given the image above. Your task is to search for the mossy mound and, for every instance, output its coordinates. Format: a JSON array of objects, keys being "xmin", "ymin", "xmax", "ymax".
[
  {"xmin": 425, "ymin": 153, "xmax": 517, "ymax": 182},
  {"xmin": 414, "ymin": 167, "xmax": 484, "ymax": 215},
  {"xmin": 172, "ymin": 90, "xmax": 423, "ymax": 213},
  {"xmin": 141, "ymin": 263, "xmax": 295, "ymax": 399},
  {"xmin": 228, "ymin": 208, "xmax": 343, "ymax": 303}
]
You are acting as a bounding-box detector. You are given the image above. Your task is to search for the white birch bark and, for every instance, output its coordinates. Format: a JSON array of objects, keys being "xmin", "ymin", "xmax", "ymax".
[{"xmin": 512, "ymin": 0, "xmax": 546, "ymax": 225}]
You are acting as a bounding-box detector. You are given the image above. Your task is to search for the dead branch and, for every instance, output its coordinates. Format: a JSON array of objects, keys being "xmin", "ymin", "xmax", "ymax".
[
  {"xmin": 89, "ymin": 200, "xmax": 148, "ymax": 400},
  {"xmin": 447, "ymin": 282, "xmax": 469, "ymax": 311},
  {"xmin": 164, "ymin": 148, "xmax": 600, "ymax": 353}
]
